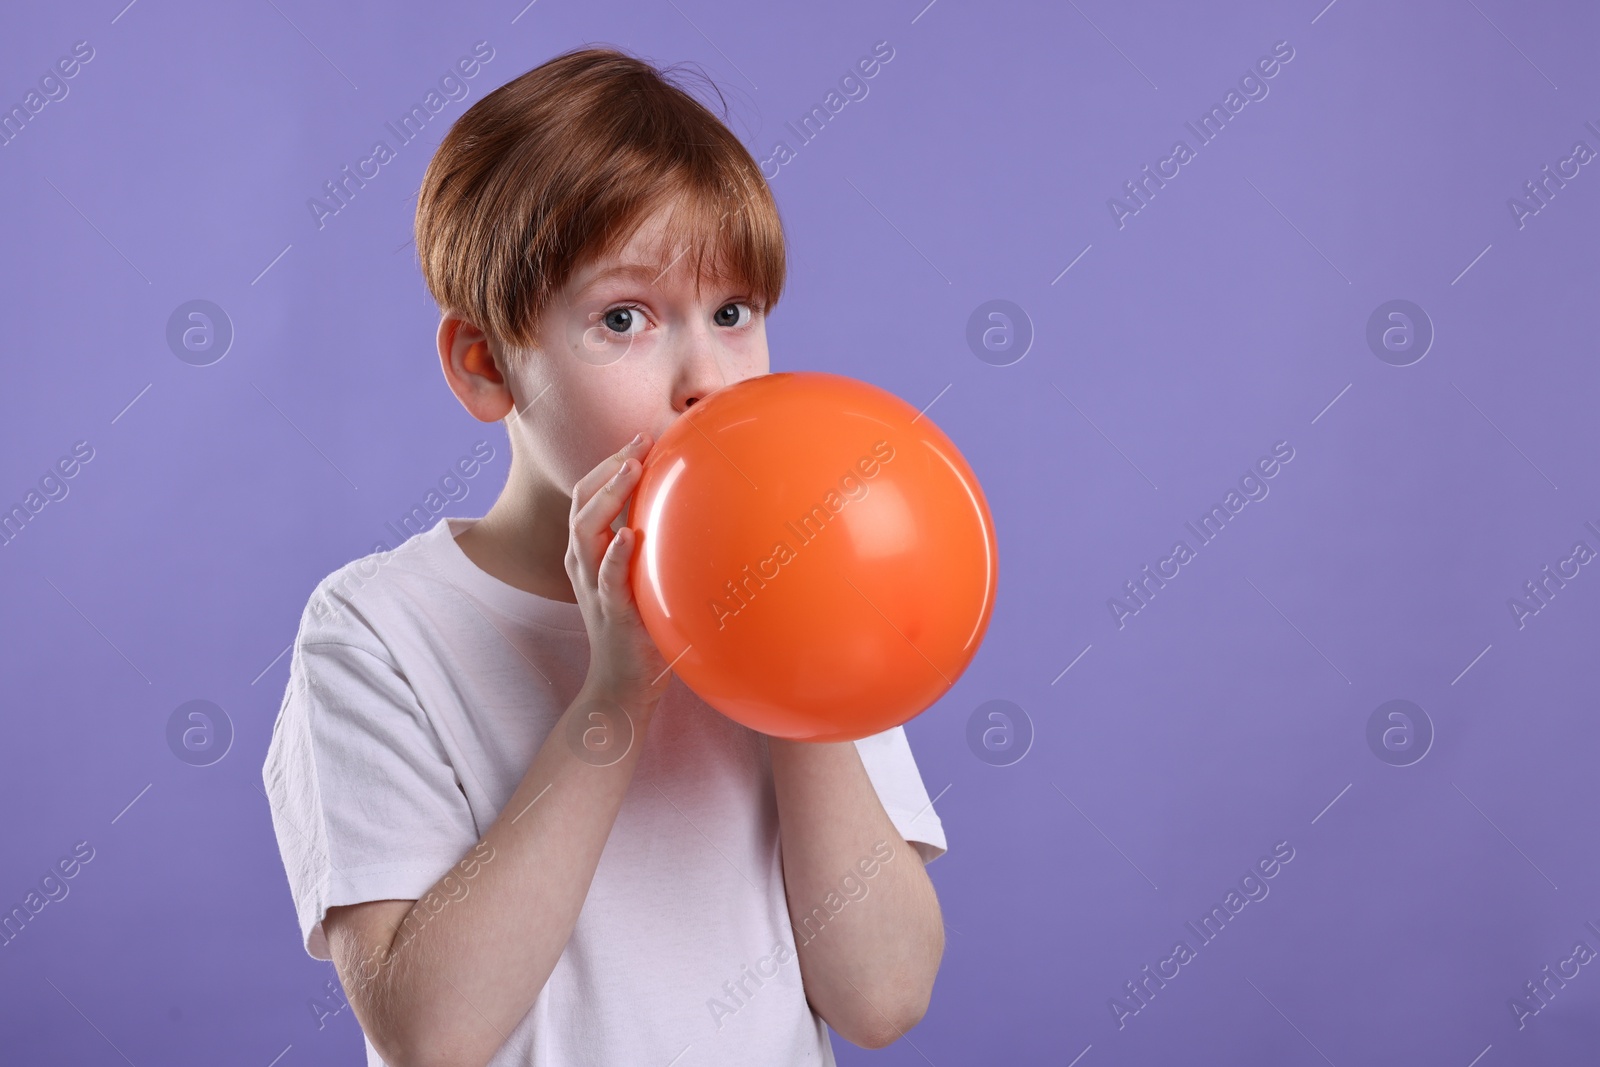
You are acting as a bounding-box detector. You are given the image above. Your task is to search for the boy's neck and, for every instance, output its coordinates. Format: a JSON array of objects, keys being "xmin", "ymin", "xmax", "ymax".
[{"xmin": 453, "ymin": 476, "xmax": 579, "ymax": 604}]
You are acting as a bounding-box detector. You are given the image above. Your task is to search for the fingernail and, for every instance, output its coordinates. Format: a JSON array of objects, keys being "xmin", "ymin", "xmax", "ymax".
[
  {"xmin": 629, "ymin": 431, "xmax": 645, "ymax": 447},
  {"xmin": 610, "ymin": 458, "xmax": 630, "ymax": 484}
]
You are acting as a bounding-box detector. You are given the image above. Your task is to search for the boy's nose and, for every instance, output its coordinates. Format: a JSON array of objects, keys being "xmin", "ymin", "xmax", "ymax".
[{"xmin": 671, "ymin": 327, "xmax": 728, "ymax": 413}]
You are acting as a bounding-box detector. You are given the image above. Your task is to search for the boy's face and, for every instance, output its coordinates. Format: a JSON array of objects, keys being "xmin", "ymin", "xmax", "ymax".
[{"xmin": 506, "ymin": 198, "xmax": 770, "ymax": 498}]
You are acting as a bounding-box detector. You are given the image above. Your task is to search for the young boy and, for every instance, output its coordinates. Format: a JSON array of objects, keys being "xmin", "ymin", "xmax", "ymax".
[{"xmin": 262, "ymin": 46, "xmax": 947, "ymax": 1067}]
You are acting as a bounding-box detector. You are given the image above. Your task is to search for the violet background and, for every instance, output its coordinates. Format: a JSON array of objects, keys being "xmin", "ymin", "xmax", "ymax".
[{"xmin": 2, "ymin": 0, "xmax": 1598, "ymax": 1064}]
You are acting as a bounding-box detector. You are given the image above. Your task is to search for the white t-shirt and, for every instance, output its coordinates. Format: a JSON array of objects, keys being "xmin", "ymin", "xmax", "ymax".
[{"xmin": 261, "ymin": 516, "xmax": 947, "ymax": 1067}]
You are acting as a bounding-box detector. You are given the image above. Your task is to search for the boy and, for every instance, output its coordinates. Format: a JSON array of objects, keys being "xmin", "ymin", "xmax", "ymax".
[{"xmin": 262, "ymin": 45, "xmax": 947, "ymax": 1067}]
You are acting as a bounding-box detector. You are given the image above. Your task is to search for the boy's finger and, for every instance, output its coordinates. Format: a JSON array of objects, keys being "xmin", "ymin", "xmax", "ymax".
[
  {"xmin": 596, "ymin": 525, "xmax": 633, "ymax": 601},
  {"xmin": 574, "ymin": 457, "xmax": 636, "ymax": 544},
  {"xmin": 571, "ymin": 434, "xmax": 649, "ymax": 518},
  {"xmin": 569, "ymin": 452, "xmax": 625, "ymax": 522},
  {"xmin": 570, "ymin": 466, "xmax": 644, "ymax": 594}
]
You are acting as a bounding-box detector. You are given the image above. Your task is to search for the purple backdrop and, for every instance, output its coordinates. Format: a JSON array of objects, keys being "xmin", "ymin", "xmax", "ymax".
[{"xmin": 3, "ymin": 0, "xmax": 1597, "ymax": 1063}]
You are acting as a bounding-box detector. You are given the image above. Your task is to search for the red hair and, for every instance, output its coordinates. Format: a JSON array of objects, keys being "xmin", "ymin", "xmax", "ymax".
[{"xmin": 414, "ymin": 46, "xmax": 787, "ymax": 356}]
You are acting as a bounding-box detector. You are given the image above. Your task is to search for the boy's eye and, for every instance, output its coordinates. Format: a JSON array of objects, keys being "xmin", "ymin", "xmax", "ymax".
[
  {"xmin": 601, "ymin": 305, "xmax": 647, "ymax": 335},
  {"xmin": 714, "ymin": 302, "xmax": 753, "ymax": 328}
]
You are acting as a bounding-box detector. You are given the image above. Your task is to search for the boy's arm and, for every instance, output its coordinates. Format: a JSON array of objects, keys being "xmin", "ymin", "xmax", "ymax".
[
  {"xmin": 322, "ymin": 686, "xmax": 654, "ymax": 1067},
  {"xmin": 768, "ymin": 736, "xmax": 945, "ymax": 1049},
  {"xmin": 318, "ymin": 430, "xmax": 670, "ymax": 1067}
]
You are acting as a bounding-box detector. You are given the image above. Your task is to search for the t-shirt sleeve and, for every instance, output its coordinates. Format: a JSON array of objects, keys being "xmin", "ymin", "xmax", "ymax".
[
  {"xmin": 853, "ymin": 725, "xmax": 947, "ymax": 864},
  {"xmin": 261, "ymin": 599, "xmax": 482, "ymax": 961}
]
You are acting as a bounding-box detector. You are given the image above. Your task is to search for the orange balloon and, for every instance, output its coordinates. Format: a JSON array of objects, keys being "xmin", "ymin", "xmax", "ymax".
[{"xmin": 628, "ymin": 371, "xmax": 999, "ymax": 742}]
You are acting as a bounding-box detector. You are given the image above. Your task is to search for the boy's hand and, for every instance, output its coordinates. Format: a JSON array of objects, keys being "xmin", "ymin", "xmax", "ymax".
[{"xmin": 566, "ymin": 431, "xmax": 672, "ymax": 716}]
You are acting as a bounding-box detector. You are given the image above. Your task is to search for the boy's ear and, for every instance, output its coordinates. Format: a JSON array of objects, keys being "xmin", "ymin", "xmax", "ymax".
[{"xmin": 438, "ymin": 315, "xmax": 515, "ymax": 423}]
